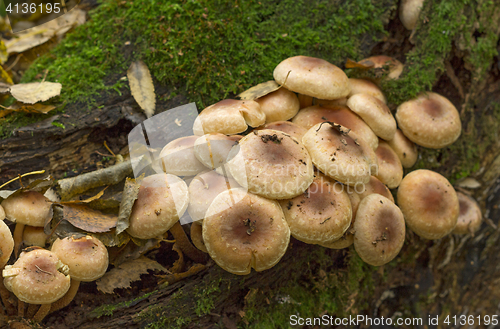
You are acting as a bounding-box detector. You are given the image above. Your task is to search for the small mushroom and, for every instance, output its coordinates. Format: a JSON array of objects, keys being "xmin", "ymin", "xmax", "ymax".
[
  {"xmin": 374, "ymin": 140, "xmax": 403, "ymax": 189},
  {"xmin": 453, "ymin": 192, "xmax": 482, "ymax": 235},
  {"xmin": 397, "ymin": 169, "xmax": 459, "ymax": 239},
  {"xmin": 23, "ymin": 226, "xmax": 48, "ymax": 248},
  {"xmin": 399, "ymin": 0, "xmax": 425, "ymax": 30},
  {"xmin": 193, "ymin": 133, "xmax": 242, "ymax": 175},
  {"xmin": 273, "ymin": 56, "xmax": 350, "ymax": 99},
  {"xmin": 386, "ymin": 129, "xmax": 418, "ymax": 168},
  {"xmin": 353, "ymin": 194, "xmax": 406, "ymax": 266},
  {"xmin": 298, "ymin": 94, "xmax": 313, "ymax": 109},
  {"xmin": 256, "ymin": 121, "xmax": 307, "ymax": 141},
  {"xmin": 203, "ymin": 188, "xmax": 290, "ymax": 275},
  {"xmin": 356, "ymin": 176, "xmax": 395, "ymax": 203},
  {"xmin": 0, "ymin": 221, "xmax": 13, "ymax": 269},
  {"xmin": 395, "ymin": 92, "xmax": 462, "ymax": 149},
  {"xmin": 159, "ymin": 136, "xmax": 207, "ymax": 176},
  {"xmin": 358, "ymin": 55, "xmax": 404, "ymax": 80},
  {"xmin": 0, "ymin": 205, "xmax": 5, "ymax": 221},
  {"xmin": 348, "ymin": 78, "xmax": 386, "ymax": 104},
  {"xmin": 255, "ymin": 87, "xmax": 300, "ymax": 123}
]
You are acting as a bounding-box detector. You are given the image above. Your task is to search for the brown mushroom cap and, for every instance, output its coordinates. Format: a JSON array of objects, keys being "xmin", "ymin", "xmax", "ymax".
[
  {"xmin": 127, "ymin": 173, "xmax": 189, "ymax": 239},
  {"xmin": 23, "ymin": 226, "xmax": 48, "ymax": 247},
  {"xmin": 387, "ymin": 129, "xmax": 418, "ymax": 168},
  {"xmin": 292, "ymin": 105, "xmax": 379, "ymax": 150},
  {"xmin": 187, "ymin": 170, "xmax": 240, "ymax": 221},
  {"xmin": 348, "ymin": 78, "xmax": 386, "ymax": 104},
  {"xmin": 395, "ymin": 92, "xmax": 462, "ymax": 149},
  {"xmin": 298, "ymin": 94, "xmax": 313, "ymax": 109},
  {"xmin": 203, "ymin": 188, "xmax": 290, "ymax": 275},
  {"xmin": 302, "ymin": 122, "xmax": 375, "ymax": 186},
  {"xmin": 359, "ymin": 55, "xmax": 404, "ymax": 80},
  {"xmin": 279, "ymin": 173, "xmax": 352, "ymax": 245},
  {"xmin": 193, "ymin": 99, "xmax": 265, "ymax": 135},
  {"xmin": 2, "ymin": 249, "xmax": 70, "ymax": 304},
  {"xmin": 256, "ymin": 87, "xmax": 300, "ymax": 123},
  {"xmin": 356, "ymin": 176, "xmax": 395, "ymax": 203},
  {"xmin": 0, "ymin": 204, "xmax": 5, "ymax": 221},
  {"xmin": 399, "ymin": 0, "xmax": 425, "ymax": 30},
  {"xmin": 51, "ymin": 235, "xmax": 108, "ymax": 282},
  {"xmin": 321, "ymin": 190, "xmax": 360, "ymax": 249},
  {"xmin": 1, "ymin": 191, "xmax": 52, "ymax": 227},
  {"xmin": 256, "ymin": 121, "xmax": 308, "ymax": 141},
  {"xmin": 453, "ymin": 192, "xmax": 482, "ymax": 235},
  {"xmin": 397, "ymin": 169, "xmax": 459, "ymax": 239},
  {"xmin": 193, "ymin": 134, "xmax": 242, "ymax": 172},
  {"xmin": 159, "ymin": 136, "xmax": 207, "ymax": 176},
  {"xmin": 226, "ymin": 129, "xmax": 314, "ymax": 199},
  {"xmin": 0, "ymin": 220, "xmax": 14, "ymax": 268},
  {"xmin": 315, "ymin": 97, "xmax": 348, "ymax": 107},
  {"xmin": 346, "ymin": 94, "xmax": 396, "ymax": 141},
  {"xmin": 374, "ymin": 140, "xmax": 403, "ymax": 189},
  {"xmin": 273, "ymin": 56, "xmax": 350, "ymax": 99},
  {"xmin": 353, "ymin": 194, "xmax": 406, "ymax": 266}
]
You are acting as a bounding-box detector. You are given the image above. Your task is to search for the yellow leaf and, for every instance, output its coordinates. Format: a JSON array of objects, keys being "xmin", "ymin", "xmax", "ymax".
[
  {"xmin": 7, "ymin": 102, "xmax": 56, "ymax": 114},
  {"xmin": 9, "ymin": 81, "xmax": 61, "ymax": 104},
  {"xmin": 127, "ymin": 61, "xmax": 156, "ymax": 118},
  {"xmin": 237, "ymin": 80, "xmax": 281, "ymax": 100}
]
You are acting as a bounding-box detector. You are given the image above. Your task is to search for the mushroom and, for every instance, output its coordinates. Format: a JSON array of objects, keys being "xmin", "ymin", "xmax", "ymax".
[
  {"xmin": 356, "ymin": 176, "xmax": 395, "ymax": 203},
  {"xmin": 395, "ymin": 92, "xmax": 462, "ymax": 149},
  {"xmin": 226, "ymin": 129, "xmax": 314, "ymax": 200},
  {"xmin": 202, "ymin": 188, "xmax": 290, "ymax": 274},
  {"xmin": 23, "ymin": 226, "xmax": 48, "ymax": 248},
  {"xmin": 255, "ymin": 87, "xmax": 300, "ymax": 123},
  {"xmin": 292, "ymin": 105, "xmax": 379, "ymax": 150},
  {"xmin": 273, "ymin": 56, "xmax": 350, "ymax": 99},
  {"xmin": 399, "ymin": 0, "xmax": 425, "ymax": 30},
  {"xmin": 279, "ymin": 172, "xmax": 352, "ymax": 245},
  {"xmin": 348, "ymin": 78, "xmax": 386, "ymax": 104},
  {"xmin": 346, "ymin": 94, "xmax": 396, "ymax": 141},
  {"xmin": 298, "ymin": 94, "xmax": 313, "ymax": 109},
  {"xmin": 0, "ymin": 221, "xmax": 13, "ymax": 269},
  {"xmin": 386, "ymin": 129, "xmax": 418, "ymax": 168},
  {"xmin": 193, "ymin": 134, "xmax": 242, "ymax": 175},
  {"xmin": 358, "ymin": 55, "xmax": 404, "ymax": 80},
  {"xmin": 159, "ymin": 136, "xmax": 207, "ymax": 176},
  {"xmin": 255, "ymin": 121, "xmax": 307, "ymax": 141},
  {"xmin": 2, "ymin": 248, "xmax": 70, "ymax": 322},
  {"xmin": 193, "ymin": 99, "xmax": 265, "ymax": 135},
  {"xmin": 453, "ymin": 192, "xmax": 482, "ymax": 235},
  {"xmin": 374, "ymin": 140, "xmax": 403, "ymax": 189},
  {"xmin": 353, "ymin": 194, "xmax": 406, "ymax": 266},
  {"xmin": 397, "ymin": 169, "xmax": 459, "ymax": 239},
  {"xmin": 190, "ymin": 221, "xmax": 207, "ymax": 253},
  {"xmin": 1, "ymin": 191, "xmax": 53, "ymax": 256},
  {"xmin": 0, "ymin": 205, "xmax": 5, "ymax": 221},
  {"xmin": 315, "ymin": 97, "xmax": 348, "ymax": 107}
]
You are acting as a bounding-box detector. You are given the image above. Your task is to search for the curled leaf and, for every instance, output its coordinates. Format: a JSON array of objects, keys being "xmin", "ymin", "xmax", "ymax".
[
  {"xmin": 237, "ymin": 80, "xmax": 281, "ymax": 100},
  {"xmin": 116, "ymin": 176, "xmax": 142, "ymax": 235},
  {"xmin": 127, "ymin": 61, "xmax": 156, "ymax": 118}
]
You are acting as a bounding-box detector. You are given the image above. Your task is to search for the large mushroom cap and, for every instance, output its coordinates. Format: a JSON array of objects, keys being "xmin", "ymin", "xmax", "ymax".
[
  {"xmin": 396, "ymin": 92, "xmax": 462, "ymax": 149},
  {"xmin": 374, "ymin": 140, "xmax": 403, "ymax": 189},
  {"xmin": 273, "ymin": 56, "xmax": 350, "ymax": 99},
  {"xmin": 127, "ymin": 173, "xmax": 189, "ymax": 239},
  {"xmin": 1, "ymin": 191, "xmax": 52, "ymax": 227},
  {"xmin": 279, "ymin": 173, "xmax": 352, "ymax": 245},
  {"xmin": 2, "ymin": 249, "xmax": 70, "ymax": 304},
  {"xmin": 256, "ymin": 121, "xmax": 307, "ymax": 141},
  {"xmin": 51, "ymin": 235, "xmax": 109, "ymax": 282},
  {"xmin": 203, "ymin": 188, "xmax": 290, "ymax": 275},
  {"xmin": 453, "ymin": 192, "xmax": 482, "ymax": 235},
  {"xmin": 353, "ymin": 194, "xmax": 406, "ymax": 266},
  {"xmin": 256, "ymin": 87, "xmax": 300, "ymax": 123},
  {"xmin": 0, "ymin": 220, "xmax": 14, "ymax": 268},
  {"xmin": 302, "ymin": 122, "xmax": 375, "ymax": 186},
  {"xmin": 193, "ymin": 134, "xmax": 242, "ymax": 172},
  {"xmin": 193, "ymin": 99, "xmax": 265, "ymax": 135},
  {"xmin": 387, "ymin": 129, "xmax": 418, "ymax": 168},
  {"xmin": 397, "ymin": 169, "xmax": 459, "ymax": 239},
  {"xmin": 226, "ymin": 129, "xmax": 314, "ymax": 200},
  {"xmin": 348, "ymin": 78, "xmax": 386, "ymax": 104},
  {"xmin": 159, "ymin": 136, "xmax": 207, "ymax": 176}
]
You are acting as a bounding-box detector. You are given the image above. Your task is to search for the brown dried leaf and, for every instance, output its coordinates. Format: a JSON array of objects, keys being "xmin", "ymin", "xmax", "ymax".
[
  {"xmin": 63, "ymin": 204, "xmax": 117, "ymax": 233},
  {"xmin": 91, "ymin": 230, "xmax": 130, "ymax": 248},
  {"xmin": 345, "ymin": 58, "xmax": 373, "ymax": 69},
  {"xmin": 108, "ymin": 238, "xmax": 161, "ymax": 266},
  {"xmin": 9, "ymin": 82, "xmax": 61, "ymax": 104},
  {"xmin": 7, "ymin": 102, "xmax": 56, "ymax": 114},
  {"xmin": 127, "ymin": 61, "xmax": 156, "ymax": 118},
  {"xmin": 116, "ymin": 176, "xmax": 142, "ymax": 235},
  {"xmin": 237, "ymin": 80, "xmax": 281, "ymax": 100},
  {"xmin": 96, "ymin": 256, "xmax": 167, "ymax": 294}
]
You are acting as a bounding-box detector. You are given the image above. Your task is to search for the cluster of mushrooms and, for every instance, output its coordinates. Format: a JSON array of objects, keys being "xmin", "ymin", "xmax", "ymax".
[{"xmin": 0, "ymin": 54, "xmax": 483, "ymax": 322}]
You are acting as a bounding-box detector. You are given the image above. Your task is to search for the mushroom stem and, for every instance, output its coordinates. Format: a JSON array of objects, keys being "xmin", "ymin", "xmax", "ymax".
[
  {"xmin": 33, "ymin": 304, "xmax": 51, "ymax": 323},
  {"xmin": 50, "ymin": 280, "xmax": 80, "ymax": 313},
  {"xmin": 13, "ymin": 223, "xmax": 25, "ymax": 256},
  {"xmin": 190, "ymin": 222, "xmax": 207, "ymax": 253},
  {"xmin": 17, "ymin": 300, "xmax": 25, "ymax": 318},
  {"xmin": 169, "ymin": 222, "xmax": 207, "ymax": 263},
  {"xmin": 0, "ymin": 276, "xmax": 15, "ymax": 315}
]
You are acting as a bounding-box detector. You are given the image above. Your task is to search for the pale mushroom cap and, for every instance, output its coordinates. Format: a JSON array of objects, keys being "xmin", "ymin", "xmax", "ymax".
[
  {"xmin": 348, "ymin": 78, "xmax": 386, "ymax": 104},
  {"xmin": 23, "ymin": 226, "xmax": 48, "ymax": 247},
  {"xmin": 3, "ymin": 249, "xmax": 70, "ymax": 304},
  {"xmin": 1, "ymin": 191, "xmax": 52, "ymax": 227},
  {"xmin": 397, "ymin": 169, "xmax": 459, "ymax": 239},
  {"xmin": 0, "ymin": 220, "xmax": 13, "ymax": 268},
  {"xmin": 396, "ymin": 92, "xmax": 462, "ymax": 148},
  {"xmin": 203, "ymin": 188, "xmax": 290, "ymax": 275},
  {"xmin": 193, "ymin": 99, "xmax": 265, "ymax": 135},
  {"xmin": 0, "ymin": 205, "xmax": 5, "ymax": 221},
  {"xmin": 374, "ymin": 140, "xmax": 403, "ymax": 189},
  {"xmin": 400, "ymin": 0, "xmax": 425, "ymax": 30},
  {"xmin": 292, "ymin": 105, "xmax": 379, "ymax": 150},
  {"xmin": 356, "ymin": 176, "xmax": 395, "ymax": 203},
  {"xmin": 320, "ymin": 232, "xmax": 354, "ymax": 249},
  {"xmin": 279, "ymin": 173, "xmax": 352, "ymax": 245},
  {"xmin": 187, "ymin": 170, "xmax": 240, "ymax": 221},
  {"xmin": 160, "ymin": 136, "xmax": 207, "ymax": 176},
  {"xmin": 51, "ymin": 235, "xmax": 109, "ymax": 282},
  {"xmin": 302, "ymin": 122, "xmax": 374, "ymax": 186},
  {"xmin": 256, "ymin": 121, "xmax": 308, "ymax": 141},
  {"xmin": 193, "ymin": 134, "xmax": 242, "ymax": 171},
  {"xmin": 273, "ymin": 56, "xmax": 351, "ymax": 99},
  {"xmin": 227, "ymin": 129, "xmax": 314, "ymax": 199},
  {"xmin": 127, "ymin": 173, "xmax": 189, "ymax": 239},
  {"xmin": 359, "ymin": 55, "xmax": 404, "ymax": 80},
  {"xmin": 453, "ymin": 192, "xmax": 482, "ymax": 235},
  {"xmin": 346, "ymin": 94, "xmax": 396, "ymax": 141},
  {"xmin": 387, "ymin": 129, "xmax": 418, "ymax": 168},
  {"xmin": 256, "ymin": 87, "xmax": 300, "ymax": 123},
  {"xmin": 353, "ymin": 194, "xmax": 406, "ymax": 266}
]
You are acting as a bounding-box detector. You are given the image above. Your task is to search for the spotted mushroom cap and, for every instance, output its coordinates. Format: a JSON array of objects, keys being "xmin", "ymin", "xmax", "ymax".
[
  {"xmin": 386, "ymin": 129, "xmax": 418, "ymax": 168},
  {"xmin": 453, "ymin": 192, "xmax": 482, "ymax": 235},
  {"xmin": 2, "ymin": 248, "xmax": 70, "ymax": 304},
  {"xmin": 256, "ymin": 87, "xmax": 300, "ymax": 123},
  {"xmin": 203, "ymin": 188, "xmax": 290, "ymax": 275},
  {"xmin": 1, "ymin": 191, "xmax": 52, "ymax": 227},
  {"xmin": 159, "ymin": 136, "xmax": 207, "ymax": 176},
  {"xmin": 256, "ymin": 121, "xmax": 307, "ymax": 141},
  {"xmin": 51, "ymin": 235, "xmax": 109, "ymax": 282},
  {"xmin": 0, "ymin": 220, "xmax": 13, "ymax": 268}
]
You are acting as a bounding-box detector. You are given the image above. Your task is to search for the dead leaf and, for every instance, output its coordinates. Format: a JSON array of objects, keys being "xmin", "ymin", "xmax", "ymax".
[
  {"xmin": 0, "ymin": 82, "xmax": 11, "ymax": 93},
  {"xmin": 345, "ymin": 58, "xmax": 374, "ymax": 69},
  {"xmin": 116, "ymin": 176, "xmax": 142, "ymax": 235},
  {"xmin": 6, "ymin": 102, "xmax": 56, "ymax": 114},
  {"xmin": 0, "ymin": 66, "xmax": 12, "ymax": 85},
  {"xmin": 10, "ymin": 82, "xmax": 61, "ymax": 104},
  {"xmin": 62, "ymin": 204, "xmax": 117, "ymax": 233},
  {"xmin": 237, "ymin": 80, "xmax": 281, "ymax": 100},
  {"xmin": 96, "ymin": 256, "xmax": 167, "ymax": 294},
  {"xmin": 108, "ymin": 238, "xmax": 161, "ymax": 266},
  {"xmin": 127, "ymin": 61, "xmax": 156, "ymax": 118},
  {"xmin": 91, "ymin": 230, "xmax": 130, "ymax": 248},
  {"xmin": 59, "ymin": 188, "xmax": 107, "ymax": 204}
]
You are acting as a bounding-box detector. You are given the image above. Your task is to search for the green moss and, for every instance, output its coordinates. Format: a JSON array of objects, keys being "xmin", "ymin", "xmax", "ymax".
[
  {"xmin": 194, "ymin": 277, "xmax": 222, "ymax": 317},
  {"xmin": 89, "ymin": 290, "xmax": 156, "ymax": 319}
]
